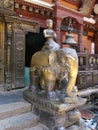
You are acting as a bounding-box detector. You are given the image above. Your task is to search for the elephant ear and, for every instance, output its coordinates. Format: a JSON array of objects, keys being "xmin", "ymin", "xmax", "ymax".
[{"xmin": 48, "ymin": 51, "xmax": 57, "ymax": 65}]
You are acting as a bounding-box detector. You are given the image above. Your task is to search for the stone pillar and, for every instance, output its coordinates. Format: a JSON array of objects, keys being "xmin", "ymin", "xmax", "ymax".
[{"xmin": 78, "ymin": 24, "xmax": 83, "ymax": 52}]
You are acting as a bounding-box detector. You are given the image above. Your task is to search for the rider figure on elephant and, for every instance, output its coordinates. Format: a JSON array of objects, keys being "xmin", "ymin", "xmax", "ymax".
[{"xmin": 42, "ymin": 19, "xmax": 60, "ymax": 52}]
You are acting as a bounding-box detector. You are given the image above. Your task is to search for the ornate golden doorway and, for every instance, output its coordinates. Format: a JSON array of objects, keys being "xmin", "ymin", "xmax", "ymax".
[{"xmin": 0, "ymin": 22, "xmax": 4, "ymax": 86}]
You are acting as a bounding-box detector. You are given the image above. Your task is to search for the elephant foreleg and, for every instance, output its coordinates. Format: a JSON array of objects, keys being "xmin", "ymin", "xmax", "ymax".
[
  {"xmin": 29, "ymin": 68, "xmax": 39, "ymax": 92},
  {"xmin": 66, "ymin": 76, "xmax": 78, "ymax": 97},
  {"xmin": 65, "ymin": 56, "xmax": 78, "ymax": 97}
]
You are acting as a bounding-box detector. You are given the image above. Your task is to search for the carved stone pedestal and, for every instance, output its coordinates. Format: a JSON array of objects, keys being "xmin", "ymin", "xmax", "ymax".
[
  {"xmin": 23, "ymin": 89, "xmax": 87, "ymax": 130},
  {"xmin": 35, "ymin": 109, "xmax": 81, "ymax": 130}
]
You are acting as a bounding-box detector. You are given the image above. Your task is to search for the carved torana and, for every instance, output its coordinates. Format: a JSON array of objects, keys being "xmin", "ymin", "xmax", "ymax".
[{"xmin": 21, "ymin": 23, "xmax": 39, "ymax": 33}]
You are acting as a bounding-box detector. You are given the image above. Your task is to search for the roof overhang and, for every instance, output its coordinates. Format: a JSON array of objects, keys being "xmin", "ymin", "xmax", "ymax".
[
  {"xmin": 23, "ymin": 0, "xmax": 54, "ymax": 10},
  {"xmin": 83, "ymin": 17, "xmax": 96, "ymax": 24}
]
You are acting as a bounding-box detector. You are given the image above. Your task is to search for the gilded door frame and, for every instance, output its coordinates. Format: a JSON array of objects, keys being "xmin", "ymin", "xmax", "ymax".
[
  {"xmin": 4, "ymin": 16, "xmax": 40, "ymax": 90},
  {"xmin": 0, "ymin": 22, "xmax": 4, "ymax": 85}
]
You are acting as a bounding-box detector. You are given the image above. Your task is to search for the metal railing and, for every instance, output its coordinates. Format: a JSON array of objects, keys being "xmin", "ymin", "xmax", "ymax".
[
  {"xmin": 76, "ymin": 53, "xmax": 98, "ymax": 89},
  {"xmin": 78, "ymin": 53, "xmax": 98, "ymax": 71}
]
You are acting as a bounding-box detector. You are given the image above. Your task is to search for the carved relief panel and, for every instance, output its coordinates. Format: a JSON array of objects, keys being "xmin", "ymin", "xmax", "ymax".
[
  {"xmin": 80, "ymin": 0, "xmax": 95, "ymax": 16},
  {"xmin": 12, "ymin": 27, "xmax": 25, "ymax": 89},
  {"xmin": 4, "ymin": 23, "xmax": 13, "ymax": 90},
  {"xmin": 3, "ymin": 0, "xmax": 14, "ymax": 10},
  {"xmin": 0, "ymin": 0, "xmax": 3, "ymax": 8}
]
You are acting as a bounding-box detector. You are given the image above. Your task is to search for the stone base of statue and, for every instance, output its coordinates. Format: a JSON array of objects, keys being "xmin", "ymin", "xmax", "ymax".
[{"xmin": 23, "ymin": 89, "xmax": 87, "ymax": 130}]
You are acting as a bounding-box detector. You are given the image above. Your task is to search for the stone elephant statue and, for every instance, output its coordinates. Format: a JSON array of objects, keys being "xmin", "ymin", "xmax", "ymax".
[{"xmin": 29, "ymin": 47, "xmax": 78, "ymax": 98}]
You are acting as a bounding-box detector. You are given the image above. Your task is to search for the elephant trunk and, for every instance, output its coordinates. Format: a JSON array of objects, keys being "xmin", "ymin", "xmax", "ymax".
[{"xmin": 45, "ymin": 79, "xmax": 56, "ymax": 92}]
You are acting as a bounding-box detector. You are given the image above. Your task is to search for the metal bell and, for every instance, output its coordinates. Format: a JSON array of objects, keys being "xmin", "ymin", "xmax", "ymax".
[
  {"xmin": 63, "ymin": 33, "xmax": 77, "ymax": 45},
  {"xmin": 63, "ymin": 17, "xmax": 77, "ymax": 46}
]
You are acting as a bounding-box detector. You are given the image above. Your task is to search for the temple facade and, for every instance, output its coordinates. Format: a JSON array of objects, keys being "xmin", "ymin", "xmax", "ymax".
[{"xmin": 0, "ymin": 0, "xmax": 98, "ymax": 91}]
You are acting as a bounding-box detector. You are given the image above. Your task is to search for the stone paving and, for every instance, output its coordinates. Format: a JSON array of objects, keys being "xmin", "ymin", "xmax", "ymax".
[
  {"xmin": 0, "ymin": 86, "xmax": 98, "ymax": 129},
  {"xmin": 0, "ymin": 87, "xmax": 27, "ymax": 105}
]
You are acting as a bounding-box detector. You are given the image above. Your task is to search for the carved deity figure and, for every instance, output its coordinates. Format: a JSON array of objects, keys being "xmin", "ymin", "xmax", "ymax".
[{"xmin": 42, "ymin": 19, "xmax": 60, "ymax": 51}]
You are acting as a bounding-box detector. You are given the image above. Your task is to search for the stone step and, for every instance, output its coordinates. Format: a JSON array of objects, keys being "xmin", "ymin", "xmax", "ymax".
[
  {"xmin": 0, "ymin": 101, "xmax": 31, "ymax": 119},
  {"xmin": 0, "ymin": 112, "xmax": 38, "ymax": 130},
  {"xmin": 23, "ymin": 123, "xmax": 49, "ymax": 130}
]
